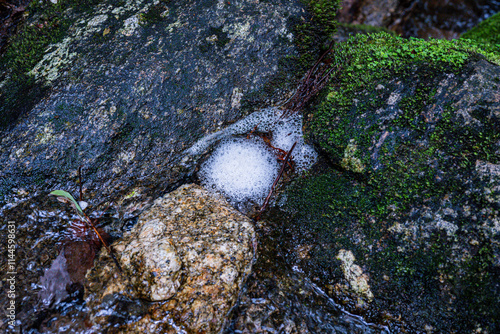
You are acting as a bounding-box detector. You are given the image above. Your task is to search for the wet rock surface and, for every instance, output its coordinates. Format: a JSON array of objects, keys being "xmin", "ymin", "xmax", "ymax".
[
  {"xmin": 0, "ymin": 191, "xmax": 126, "ymax": 333},
  {"xmin": 225, "ymin": 219, "xmax": 389, "ymax": 334},
  {"xmin": 277, "ymin": 36, "xmax": 500, "ymax": 332},
  {"xmin": 0, "ymin": 0, "xmax": 304, "ymax": 208},
  {"xmin": 85, "ymin": 184, "xmax": 256, "ymax": 333}
]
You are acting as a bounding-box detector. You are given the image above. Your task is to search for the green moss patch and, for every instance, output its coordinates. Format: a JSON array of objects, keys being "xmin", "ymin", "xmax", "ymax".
[
  {"xmin": 461, "ymin": 12, "xmax": 500, "ymax": 54},
  {"xmin": 278, "ymin": 32, "xmax": 500, "ymax": 331},
  {"xmin": 308, "ymin": 33, "xmax": 500, "ymax": 210},
  {"xmin": 291, "ymin": 0, "xmax": 342, "ymax": 68}
]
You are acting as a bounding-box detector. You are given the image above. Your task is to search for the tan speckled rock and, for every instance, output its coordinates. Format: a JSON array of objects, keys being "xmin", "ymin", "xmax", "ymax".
[{"xmin": 85, "ymin": 184, "xmax": 256, "ymax": 333}]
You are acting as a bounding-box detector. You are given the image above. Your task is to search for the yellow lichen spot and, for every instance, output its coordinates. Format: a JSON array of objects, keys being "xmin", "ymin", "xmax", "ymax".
[
  {"xmin": 326, "ymin": 90, "xmax": 340, "ymax": 101},
  {"xmin": 35, "ymin": 125, "xmax": 55, "ymax": 144},
  {"xmin": 341, "ymin": 139, "xmax": 365, "ymax": 173},
  {"xmin": 336, "ymin": 249, "xmax": 374, "ymax": 301},
  {"xmin": 124, "ymin": 189, "xmax": 140, "ymax": 199}
]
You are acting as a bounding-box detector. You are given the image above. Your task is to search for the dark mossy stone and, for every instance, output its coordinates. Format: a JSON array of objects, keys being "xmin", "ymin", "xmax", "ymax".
[
  {"xmin": 461, "ymin": 12, "xmax": 500, "ymax": 54},
  {"xmin": 276, "ymin": 33, "xmax": 500, "ymax": 332}
]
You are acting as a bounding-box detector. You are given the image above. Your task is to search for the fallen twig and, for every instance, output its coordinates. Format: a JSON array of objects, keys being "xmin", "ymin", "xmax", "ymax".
[
  {"xmin": 281, "ymin": 40, "xmax": 351, "ymax": 118},
  {"xmin": 282, "ymin": 41, "xmax": 336, "ymax": 115},
  {"xmin": 78, "ymin": 165, "xmax": 83, "ymax": 202},
  {"xmin": 256, "ymin": 141, "xmax": 297, "ymax": 220},
  {"xmin": 80, "ymin": 211, "xmax": 123, "ymax": 272}
]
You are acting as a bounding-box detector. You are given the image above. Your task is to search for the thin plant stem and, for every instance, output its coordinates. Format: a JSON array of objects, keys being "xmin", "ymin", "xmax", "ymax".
[{"xmin": 257, "ymin": 141, "xmax": 297, "ymax": 219}]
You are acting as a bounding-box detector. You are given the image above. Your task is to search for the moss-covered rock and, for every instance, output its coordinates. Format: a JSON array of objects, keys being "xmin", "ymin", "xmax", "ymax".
[
  {"xmin": 289, "ymin": 0, "xmax": 342, "ymax": 67},
  {"xmin": 461, "ymin": 12, "xmax": 500, "ymax": 54},
  {"xmin": 277, "ymin": 33, "xmax": 500, "ymax": 332}
]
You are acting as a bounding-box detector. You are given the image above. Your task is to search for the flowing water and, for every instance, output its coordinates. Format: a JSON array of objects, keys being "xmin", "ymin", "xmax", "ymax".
[
  {"xmin": 1, "ymin": 108, "xmax": 390, "ymax": 333},
  {"xmin": 2, "ymin": 1, "xmax": 499, "ymax": 331},
  {"xmin": 1, "ymin": 193, "xmax": 139, "ymax": 333},
  {"xmin": 223, "ymin": 217, "xmax": 391, "ymax": 334}
]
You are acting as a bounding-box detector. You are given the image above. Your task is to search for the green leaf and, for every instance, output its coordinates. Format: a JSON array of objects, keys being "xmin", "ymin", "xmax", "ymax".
[{"xmin": 49, "ymin": 190, "xmax": 83, "ymax": 214}]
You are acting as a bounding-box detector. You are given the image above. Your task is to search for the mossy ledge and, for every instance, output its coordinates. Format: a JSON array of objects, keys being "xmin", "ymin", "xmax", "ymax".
[
  {"xmin": 461, "ymin": 11, "xmax": 500, "ymax": 54},
  {"xmin": 278, "ymin": 33, "xmax": 500, "ymax": 332}
]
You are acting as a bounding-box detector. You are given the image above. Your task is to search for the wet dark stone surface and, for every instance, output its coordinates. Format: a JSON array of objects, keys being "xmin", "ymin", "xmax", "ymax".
[
  {"xmin": 0, "ymin": 0, "xmax": 304, "ymax": 208},
  {"xmin": 278, "ymin": 54, "xmax": 500, "ymax": 332},
  {"xmin": 0, "ymin": 0, "xmax": 306, "ymax": 332},
  {"xmin": 225, "ymin": 219, "xmax": 390, "ymax": 334}
]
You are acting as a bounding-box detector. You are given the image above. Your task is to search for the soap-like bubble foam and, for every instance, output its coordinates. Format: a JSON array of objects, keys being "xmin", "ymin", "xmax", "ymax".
[
  {"xmin": 270, "ymin": 112, "xmax": 318, "ymax": 172},
  {"xmin": 187, "ymin": 108, "xmax": 279, "ymax": 155},
  {"xmin": 193, "ymin": 107, "xmax": 318, "ymax": 206},
  {"xmin": 199, "ymin": 138, "xmax": 279, "ymax": 204}
]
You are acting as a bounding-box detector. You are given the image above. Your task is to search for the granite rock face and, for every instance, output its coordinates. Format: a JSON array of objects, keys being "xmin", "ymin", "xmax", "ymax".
[
  {"xmin": 0, "ymin": 0, "xmax": 304, "ymax": 207},
  {"xmin": 85, "ymin": 184, "xmax": 256, "ymax": 333}
]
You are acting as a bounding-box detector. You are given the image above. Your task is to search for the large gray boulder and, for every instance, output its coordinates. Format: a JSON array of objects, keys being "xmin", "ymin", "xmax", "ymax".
[{"xmin": 0, "ymin": 0, "xmax": 304, "ymax": 207}]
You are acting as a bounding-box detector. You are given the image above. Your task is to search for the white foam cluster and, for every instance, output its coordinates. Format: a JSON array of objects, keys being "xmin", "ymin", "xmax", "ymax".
[
  {"xmin": 270, "ymin": 112, "xmax": 318, "ymax": 172},
  {"xmin": 195, "ymin": 107, "xmax": 318, "ymax": 205},
  {"xmin": 187, "ymin": 108, "xmax": 278, "ymax": 155},
  {"xmin": 200, "ymin": 138, "xmax": 279, "ymax": 203}
]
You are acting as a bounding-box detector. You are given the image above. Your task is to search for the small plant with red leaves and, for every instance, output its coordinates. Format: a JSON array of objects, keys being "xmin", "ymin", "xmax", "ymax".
[{"xmin": 50, "ymin": 189, "xmax": 122, "ymax": 273}]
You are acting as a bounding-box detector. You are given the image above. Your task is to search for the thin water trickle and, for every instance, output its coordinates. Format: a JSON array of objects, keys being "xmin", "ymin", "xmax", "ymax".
[
  {"xmin": 224, "ymin": 216, "xmax": 392, "ymax": 333},
  {"xmin": 308, "ymin": 281, "xmax": 390, "ymax": 333},
  {"xmin": 0, "ymin": 192, "xmax": 134, "ymax": 333}
]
